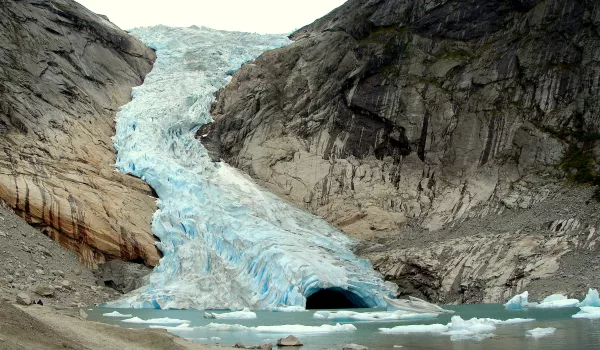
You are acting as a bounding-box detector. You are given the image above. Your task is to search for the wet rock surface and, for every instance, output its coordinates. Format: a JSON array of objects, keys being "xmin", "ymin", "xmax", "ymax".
[
  {"xmin": 210, "ymin": 0, "xmax": 600, "ymax": 302},
  {"xmin": 0, "ymin": 0, "xmax": 159, "ymax": 268}
]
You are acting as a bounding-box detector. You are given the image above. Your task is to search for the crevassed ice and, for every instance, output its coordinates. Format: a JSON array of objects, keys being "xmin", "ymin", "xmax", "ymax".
[{"xmin": 109, "ymin": 25, "xmax": 397, "ymax": 309}]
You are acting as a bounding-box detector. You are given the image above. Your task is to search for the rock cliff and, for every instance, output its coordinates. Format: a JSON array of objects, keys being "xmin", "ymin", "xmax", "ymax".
[
  {"xmin": 209, "ymin": 0, "xmax": 600, "ymax": 302},
  {"xmin": 0, "ymin": 0, "xmax": 159, "ymax": 267}
]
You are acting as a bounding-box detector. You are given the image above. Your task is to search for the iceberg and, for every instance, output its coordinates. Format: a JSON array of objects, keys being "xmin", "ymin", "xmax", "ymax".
[
  {"xmin": 578, "ymin": 288, "xmax": 600, "ymax": 307},
  {"xmin": 204, "ymin": 308, "xmax": 257, "ymax": 319},
  {"xmin": 384, "ymin": 296, "xmax": 454, "ymax": 314},
  {"xmin": 504, "ymin": 291, "xmax": 535, "ymax": 310},
  {"xmin": 572, "ymin": 306, "xmax": 600, "ymax": 319},
  {"xmin": 313, "ymin": 310, "xmax": 439, "ymax": 322},
  {"xmin": 107, "ymin": 25, "xmax": 398, "ymax": 310},
  {"xmin": 102, "ymin": 311, "xmax": 133, "ymax": 317},
  {"xmin": 121, "ymin": 317, "xmax": 190, "ymax": 324},
  {"xmin": 526, "ymin": 327, "xmax": 556, "ymax": 338}
]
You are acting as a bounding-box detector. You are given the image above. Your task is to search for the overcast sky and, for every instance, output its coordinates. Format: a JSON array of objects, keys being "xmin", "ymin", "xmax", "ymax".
[{"xmin": 76, "ymin": 0, "xmax": 345, "ymax": 33}]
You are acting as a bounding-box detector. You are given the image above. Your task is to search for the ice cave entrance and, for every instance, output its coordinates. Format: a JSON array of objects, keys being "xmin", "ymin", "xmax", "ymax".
[{"xmin": 305, "ymin": 288, "xmax": 369, "ymax": 309}]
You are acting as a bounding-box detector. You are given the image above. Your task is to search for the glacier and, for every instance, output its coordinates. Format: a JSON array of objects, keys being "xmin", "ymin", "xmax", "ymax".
[{"xmin": 108, "ymin": 25, "xmax": 397, "ymax": 309}]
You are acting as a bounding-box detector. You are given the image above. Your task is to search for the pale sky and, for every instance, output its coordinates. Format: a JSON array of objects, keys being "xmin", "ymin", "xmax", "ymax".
[{"xmin": 76, "ymin": 0, "xmax": 346, "ymax": 34}]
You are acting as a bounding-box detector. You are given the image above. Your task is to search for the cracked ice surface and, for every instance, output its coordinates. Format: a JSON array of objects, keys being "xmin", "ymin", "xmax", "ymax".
[{"xmin": 108, "ymin": 25, "xmax": 397, "ymax": 309}]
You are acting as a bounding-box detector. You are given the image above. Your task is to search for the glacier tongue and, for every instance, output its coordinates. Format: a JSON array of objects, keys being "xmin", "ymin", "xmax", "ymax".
[{"xmin": 108, "ymin": 25, "xmax": 397, "ymax": 310}]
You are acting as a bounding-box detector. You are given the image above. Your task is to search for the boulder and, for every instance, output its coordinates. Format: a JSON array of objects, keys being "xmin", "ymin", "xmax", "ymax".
[
  {"xmin": 276, "ymin": 335, "xmax": 303, "ymax": 347},
  {"xmin": 16, "ymin": 293, "xmax": 31, "ymax": 306},
  {"xmin": 33, "ymin": 284, "xmax": 54, "ymax": 297}
]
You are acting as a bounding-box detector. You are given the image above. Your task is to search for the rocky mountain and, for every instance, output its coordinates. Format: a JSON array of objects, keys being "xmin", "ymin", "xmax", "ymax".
[
  {"xmin": 208, "ymin": 0, "xmax": 600, "ymax": 303},
  {"xmin": 0, "ymin": 0, "xmax": 159, "ymax": 268}
]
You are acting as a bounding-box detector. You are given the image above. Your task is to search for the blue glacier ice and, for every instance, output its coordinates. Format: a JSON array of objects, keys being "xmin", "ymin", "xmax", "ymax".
[
  {"xmin": 504, "ymin": 291, "xmax": 534, "ymax": 310},
  {"xmin": 108, "ymin": 25, "xmax": 397, "ymax": 310},
  {"xmin": 578, "ymin": 288, "xmax": 600, "ymax": 307}
]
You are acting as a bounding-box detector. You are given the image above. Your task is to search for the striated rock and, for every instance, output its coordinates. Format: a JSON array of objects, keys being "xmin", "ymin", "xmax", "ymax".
[
  {"xmin": 209, "ymin": 0, "xmax": 600, "ymax": 301},
  {"xmin": 276, "ymin": 335, "xmax": 303, "ymax": 347},
  {"xmin": 0, "ymin": 0, "xmax": 159, "ymax": 267},
  {"xmin": 210, "ymin": 0, "xmax": 598, "ymax": 235}
]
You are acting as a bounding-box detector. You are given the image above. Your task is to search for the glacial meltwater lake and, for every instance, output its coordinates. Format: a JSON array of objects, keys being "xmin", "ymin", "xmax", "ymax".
[{"xmin": 88, "ymin": 304, "xmax": 600, "ymax": 349}]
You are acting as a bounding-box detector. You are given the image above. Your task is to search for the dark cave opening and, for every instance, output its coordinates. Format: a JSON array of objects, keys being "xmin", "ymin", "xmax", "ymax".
[{"xmin": 305, "ymin": 288, "xmax": 369, "ymax": 309}]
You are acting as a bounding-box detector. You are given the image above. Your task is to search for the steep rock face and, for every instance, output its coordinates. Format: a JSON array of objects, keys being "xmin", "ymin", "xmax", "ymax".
[
  {"xmin": 0, "ymin": 0, "xmax": 159, "ymax": 267},
  {"xmin": 209, "ymin": 0, "xmax": 600, "ymax": 301}
]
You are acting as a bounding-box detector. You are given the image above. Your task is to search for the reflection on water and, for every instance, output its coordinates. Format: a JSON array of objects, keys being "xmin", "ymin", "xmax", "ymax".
[{"xmin": 88, "ymin": 304, "xmax": 600, "ymax": 349}]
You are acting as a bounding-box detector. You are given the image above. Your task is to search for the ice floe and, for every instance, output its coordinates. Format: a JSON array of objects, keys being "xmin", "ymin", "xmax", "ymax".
[
  {"xmin": 526, "ymin": 327, "xmax": 556, "ymax": 338},
  {"xmin": 121, "ymin": 317, "xmax": 190, "ymax": 324},
  {"xmin": 578, "ymin": 288, "xmax": 600, "ymax": 307},
  {"xmin": 204, "ymin": 308, "xmax": 257, "ymax": 319},
  {"xmin": 313, "ymin": 310, "xmax": 438, "ymax": 322},
  {"xmin": 271, "ymin": 305, "xmax": 307, "ymax": 312},
  {"xmin": 102, "ymin": 311, "xmax": 133, "ymax": 317},
  {"xmin": 572, "ymin": 306, "xmax": 600, "ymax": 319},
  {"xmin": 379, "ymin": 316, "xmax": 534, "ymax": 341},
  {"xmin": 204, "ymin": 322, "xmax": 357, "ymax": 334},
  {"xmin": 534, "ymin": 294, "xmax": 579, "ymax": 309}
]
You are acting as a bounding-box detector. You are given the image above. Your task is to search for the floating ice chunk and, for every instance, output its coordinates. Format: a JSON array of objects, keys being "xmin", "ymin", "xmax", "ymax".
[
  {"xmin": 526, "ymin": 327, "xmax": 556, "ymax": 338},
  {"xmin": 504, "ymin": 291, "xmax": 536, "ymax": 310},
  {"xmin": 203, "ymin": 322, "xmax": 356, "ymax": 334},
  {"xmin": 121, "ymin": 317, "xmax": 190, "ymax": 324},
  {"xmin": 102, "ymin": 311, "xmax": 133, "ymax": 317},
  {"xmin": 379, "ymin": 315, "xmax": 534, "ymax": 341},
  {"xmin": 204, "ymin": 308, "xmax": 257, "ymax": 319},
  {"xmin": 535, "ymin": 295, "xmax": 579, "ymax": 309},
  {"xmin": 491, "ymin": 318, "xmax": 535, "ymax": 325},
  {"xmin": 149, "ymin": 323, "xmax": 195, "ymax": 331},
  {"xmin": 384, "ymin": 296, "xmax": 454, "ymax": 314},
  {"xmin": 313, "ymin": 310, "xmax": 438, "ymax": 322},
  {"xmin": 272, "ymin": 305, "xmax": 307, "ymax": 312},
  {"xmin": 578, "ymin": 289, "xmax": 600, "ymax": 307},
  {"xmin": 393, "ymin": 346, "xmax": 403, "ymax": 348},
  {"xmin": 572, "ymin": 306, "xmax": 600, "ymax": 319},
  {"xmin": 540, "ymin": 294, "xmax": 568, "ymax": 303},
  {"xmin": 379, "ymin": 324, "xmax": 449, "ymax": 334},
  {"xmin": 445, "ymin": 316, "xmax": 496, "ymax": 341}
]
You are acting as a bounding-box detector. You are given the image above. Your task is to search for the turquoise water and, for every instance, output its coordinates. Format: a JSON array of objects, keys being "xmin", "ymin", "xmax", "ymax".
[{"xmin": 89, "ymin": 304, "xmax": 600, "ymax": 349}]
